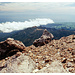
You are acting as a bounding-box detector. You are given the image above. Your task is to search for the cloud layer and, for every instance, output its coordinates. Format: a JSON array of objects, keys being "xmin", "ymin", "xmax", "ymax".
[{"xmin": 0, "ymin": 18, "xmax": 54, "ymax": 33}]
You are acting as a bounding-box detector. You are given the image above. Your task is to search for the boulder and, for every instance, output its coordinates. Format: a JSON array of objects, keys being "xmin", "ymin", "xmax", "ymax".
[
  {"xmin": 0, "ymin": 54, "xmax": 36, "ymax": 73},
  {"xmin": 0, "ymin": 38, "xmax": 26, "ymax": 60},
  {"xmin": 36, "ymin": 61, "xmax": 68, "ymax": 73},
  {"xmin": 33, "ymin": 29, "xmax": 54, "ymax": 47}
]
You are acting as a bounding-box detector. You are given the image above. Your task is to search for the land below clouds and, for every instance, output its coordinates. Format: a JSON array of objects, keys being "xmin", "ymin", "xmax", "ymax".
[
  {"xmin": 0, "ymin": 26, "xmax": 75, "ymax": 46},
  {"xmin": 0, "ymin": 19, "xmax": 75, "ymax": 46}
]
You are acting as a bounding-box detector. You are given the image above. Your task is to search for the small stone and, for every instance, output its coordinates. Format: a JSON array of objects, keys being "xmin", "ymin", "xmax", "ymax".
[
  {"xmin": 22, "ymin": 51, "xmax": 25, "ymax": 53},
  {"xmin": 35, "ymin": 59, "xmax": 38, "ymax": 63},
  {"xmin": 50, "ymin": 58, "xmax": 53, "ymax": 61},
  {"xmin": 42, "ymin": 61, "xmax": 45, "ymax": 64},
  {"xmin": 67, "ymin": 48, "xmax": 72, "ymax": 51},
  {"xmin": 61, "ymin": 58, "xmax": 67, "ymax": 63},
  {"xmin": 45, "ymin": 56, "xmax": 49, "ymax": 59},
  {"xmin": 35, "ymin": 50, "xmax": 38, "ymax": 52},
  {"xmin": 37, "ymin": 56, "xmax": 42, "ymax": 59},
  {"xmin": 30, "ymin": 53, "xmax": 33, "ymax": 57},
  {"xmin": 63, "ymin": 42, "xmax": 66, "ymax": 46},
  {"xmin": 33, "ymin": 69, "xmax": 39, "ymax": 73},
  {"xmin": 69, "ymin": 59, "xmax": 73, "ymax": 62},
  {"xmin": 38, "ymin": 65, "xmax": 43, "ymax": 70},
  {"xmin": 72, "ymin": 50, "xmax": 75, "ymax": 55},
  {"xmin": 29, "ymin": 51, "xmax": 31, "ymax": 53},
  {"xmin": 45, "ymin": 59, "xmax": 50, "ymax": 63},
  {"xmin": 46, "ymin": 64, "xmax": 50, "ymax": 67},
  {"xmin": 66, "ymin": 62, "xmax": 73, "ymax": 68},
  {"xmin": 0, "ymin": 61, "xmax": 6, "ymax": 68},
  {"xmin": 5, "ymin": 58, "xmax": 8, "ymax": 61},
  {"xmin": 73, "ymin": 58, "xmax": 75, "ymax": 63},
  {"xmin": 69, "ymin": 68, "xmax": 74, "ymax": 73},
  {"xmin": 7, "ymin": 57, "xmax": 10, "ymax": 59},
  {"xmin": 16, "ymin": 52, "xmax": 22, "ymax": 57},
  {"xmin": 58, "ymin": 49, "xmax": 60, "ymax": 52}
]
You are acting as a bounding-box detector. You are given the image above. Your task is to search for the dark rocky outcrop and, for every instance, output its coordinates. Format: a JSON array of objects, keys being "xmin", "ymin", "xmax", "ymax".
[
  {"xmin": 33, "ymin": 29, "xmax": 54, "ymax": 47},
  {"xmin": 0, "ymin": 38, "xmax": 26, "ymax": 60}
]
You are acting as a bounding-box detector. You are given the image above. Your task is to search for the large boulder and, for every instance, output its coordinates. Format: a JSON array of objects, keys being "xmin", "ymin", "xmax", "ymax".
[
  {"xmin": 33, "ymin": 29, "xmax": 54, "ymax": 47},
  {"xmin": 36, "ymin": 61, "xmax": 68, "ymax": 73},
  {"xmin": 0, "ymin": 54, "xmax": 36, "ymax": 73},
  {"xmin": 0, "ymin": 38, "xmax": 26, "ymax": 60}
]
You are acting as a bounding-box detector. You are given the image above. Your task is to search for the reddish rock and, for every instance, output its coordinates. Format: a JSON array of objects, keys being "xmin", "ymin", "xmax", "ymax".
[
  {"xmin": 16, "ymin": 52, "xmax": 22, "ymax": 57},
  {"xmin": 72, "ymin": 50, "xmax": 75, "ymax": 55},
  {"xmin": 0, "ymin": 38, "xmax": 25, "ymax": 60}
]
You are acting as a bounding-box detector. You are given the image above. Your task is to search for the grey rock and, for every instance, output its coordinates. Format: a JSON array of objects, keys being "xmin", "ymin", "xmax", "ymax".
[
  {"xmin": 0, "ymin": 54, "xmax": 36, "ymax": 73},
  {"xmin": 33, "ymin": 29, "xmax": 54, "ymax": 47},
  {"xmin": 36, "ymin": 61, "xmax": 68, "ymax": 73}
]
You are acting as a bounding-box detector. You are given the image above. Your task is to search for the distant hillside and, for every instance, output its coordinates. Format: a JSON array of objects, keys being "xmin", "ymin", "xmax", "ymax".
[
  {"xmin": 0, "ymin": 26, "xmax": 75, "ymax": 46},
  {"xmin": 41, "ymin": 22, "xmax": 75, "ymax": 30},
  {"xmin": 0, "ymin": 27, "xmax": 44, "ymax": 46}
]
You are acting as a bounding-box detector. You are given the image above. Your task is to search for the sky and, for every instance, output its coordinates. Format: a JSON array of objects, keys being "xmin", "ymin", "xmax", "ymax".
[{"xmin": 0, "ymin": 2, "xmax": 75, "ymax": 22}]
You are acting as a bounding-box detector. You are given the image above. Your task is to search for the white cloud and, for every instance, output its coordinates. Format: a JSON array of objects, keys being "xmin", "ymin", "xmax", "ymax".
[{"xmin": 0, "ymin": 18, "xmax": 54, "ymax": 33}]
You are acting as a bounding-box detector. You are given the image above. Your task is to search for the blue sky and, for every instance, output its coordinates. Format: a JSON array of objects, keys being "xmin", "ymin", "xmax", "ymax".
[{"xmin": 0, "ymin": 2, "xmax": 75, "ymax": 22}]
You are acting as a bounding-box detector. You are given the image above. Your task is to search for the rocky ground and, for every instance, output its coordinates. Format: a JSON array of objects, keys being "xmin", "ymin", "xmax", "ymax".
[
  {"xmin": 25, "ymin": 35, "xmax": 75, "ymax": 73},
  {"xmin": 0, "ymin": 29, "xmax": 75, "ymax": 73}
]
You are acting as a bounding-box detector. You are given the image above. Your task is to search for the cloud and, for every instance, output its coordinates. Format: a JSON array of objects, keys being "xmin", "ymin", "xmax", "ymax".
[
  {"xmin": 0, "ymin": 2, "xmax": 75, "ymax": 22},
  {"xmin": 0, "ymin": 18, "xmax": 54, "ymax": 33}
]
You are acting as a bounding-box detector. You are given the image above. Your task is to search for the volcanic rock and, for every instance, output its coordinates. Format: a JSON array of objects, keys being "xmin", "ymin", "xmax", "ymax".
[
  {"xmin": 0, "ymin": 54, "xmax": 36, "ymax": 73},
  {"xmin": 25, "ymin": 35, "xmax": 75, "ymax": 73},
  {"xmin": 36, "ymin": 61, "xmax": 68, "ymax": 73},
  {"xmin": 0, "ymin": 34, "xmax": 75, "ymax": 73},
  {"xmin": 0, "ymin": 38, "xmax": 26, "ymax": 60},
  {"xmin": 33, "ymin": 29, "xmax": 54, "ymax": 47}
]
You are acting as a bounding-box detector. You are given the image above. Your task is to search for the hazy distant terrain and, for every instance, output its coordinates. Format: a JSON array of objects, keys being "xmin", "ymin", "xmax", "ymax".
[
  {"xmin": 0, "ymin": 19, "xmax": 75, "ymax": 46},
  {"xmin": 41, "ymin": 22, "xmax": 75, "ymax": 30}
]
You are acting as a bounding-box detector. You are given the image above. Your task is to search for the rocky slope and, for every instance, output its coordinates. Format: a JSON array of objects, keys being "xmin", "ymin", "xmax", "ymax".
[
  {"xmin": 25, "ymin": 35, "xmax": 75, "ymax": 73},
  {"xmin": 0, "ymin": 29, "xmax": 75, "ymax": 73}
]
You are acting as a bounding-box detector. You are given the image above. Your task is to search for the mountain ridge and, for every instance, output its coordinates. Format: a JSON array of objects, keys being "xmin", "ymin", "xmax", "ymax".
[{"xmin": 0, "ymin": 26, "xmax": 75, "ymax": 46}]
